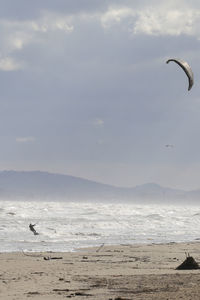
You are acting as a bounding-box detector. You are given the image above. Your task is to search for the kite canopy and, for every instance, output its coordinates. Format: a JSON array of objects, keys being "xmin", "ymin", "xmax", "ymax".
[{"xmin": 166, "ymin": 58, "xmax": 194, "ymax": 91}]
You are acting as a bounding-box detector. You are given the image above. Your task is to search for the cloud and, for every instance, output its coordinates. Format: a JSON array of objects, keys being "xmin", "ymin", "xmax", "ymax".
[
  {"xmin": 101, "ymin": 7, "xmax": 135, "ymax": 28},
  {"xmin": 0, "ymin": 0, "xmax": 200, "ymax": 40},
  {"xmin": 93, "ymin": 118, "xmax": 104, "ymax": 127},
  {"xmin": 0, "ymin": 57, "xmax": 23, "ymax": 71},
  {"xmin": 133, "ymin": 7, "xmax": 199, "ymax": 36},
  {"xmin": 31, "ymin": 13, "xmax": 74, "ymax": 33},
  {"xmin": 100, "ymin": 2, "xmax": 200, "ymax": 38},
  {"xmin": 16, "ymin": 137, "xmax": 36, "ymax": 143},
  {"xmin": 0, "ymin": 2, "xmax": 199, "ymax": 67},
  {"xmin": 0, "ymin": 12, "xmax": 74, "ymax": 57}
]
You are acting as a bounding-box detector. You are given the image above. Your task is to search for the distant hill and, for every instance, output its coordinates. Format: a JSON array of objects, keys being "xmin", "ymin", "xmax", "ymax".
[{"xmin": 0, "ymin": 170, "xmax": 198, "ymax": 203}]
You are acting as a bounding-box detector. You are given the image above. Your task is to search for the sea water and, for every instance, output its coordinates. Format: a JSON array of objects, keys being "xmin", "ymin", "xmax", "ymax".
[{"xmin": 0, "ymin": 200, "xmax": 200, "ymax": 252}]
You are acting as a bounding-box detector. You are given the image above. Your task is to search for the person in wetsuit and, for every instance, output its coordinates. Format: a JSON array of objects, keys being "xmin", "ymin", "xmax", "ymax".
[{"xmin": 29, "ymin": 223, "xmax": 38, "ymax": 235}]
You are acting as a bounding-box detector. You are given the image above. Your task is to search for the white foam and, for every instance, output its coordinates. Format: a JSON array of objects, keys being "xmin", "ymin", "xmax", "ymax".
[{"xmin": 0, "ymin": 200, "xmax": 200, "ymax": 252}]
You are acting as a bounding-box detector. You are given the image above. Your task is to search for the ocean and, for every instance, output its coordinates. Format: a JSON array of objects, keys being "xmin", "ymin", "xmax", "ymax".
[{"xmin": 0, "ymin": 200, "xmax": 200, "ymax": 252}]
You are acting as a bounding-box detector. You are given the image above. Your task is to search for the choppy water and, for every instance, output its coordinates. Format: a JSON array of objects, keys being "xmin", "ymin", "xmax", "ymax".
[{"xmin": 0, "ymin": 200, "xmax": 200, "ymax": 252}]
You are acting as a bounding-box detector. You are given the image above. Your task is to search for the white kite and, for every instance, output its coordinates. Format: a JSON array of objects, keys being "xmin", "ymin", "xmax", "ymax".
[{"xmin": 166, "ymin": 58, "xmax": 194, "ymax": 91}]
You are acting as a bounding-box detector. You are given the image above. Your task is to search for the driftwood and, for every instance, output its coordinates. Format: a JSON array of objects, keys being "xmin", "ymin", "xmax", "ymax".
[
  {"xmin": 96, "ymin": 243, "xmax": 104, "ymax": 253},
  {"xmin": 176, "ymin": 253, "xmax": 199, "ymax": 270},
  {"xmin": 44, "ymin": 256, "xmax": 63, "ymax": 260},
  {"xmin": 22, "ymin": 250, "xmax": 62, "ymax": 261},
  {"xmin": 22, "ymin": 250, "xmax": 44, "ymax": 258}
]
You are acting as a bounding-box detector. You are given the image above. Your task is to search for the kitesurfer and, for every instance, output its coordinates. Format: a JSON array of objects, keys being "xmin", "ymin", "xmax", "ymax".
[{"xmin": 29, "ymin": 223, "xmax": 38, "ymax": 235}]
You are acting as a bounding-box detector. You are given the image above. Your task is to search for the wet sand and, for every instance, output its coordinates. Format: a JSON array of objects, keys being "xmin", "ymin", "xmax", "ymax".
[{"xmin": 1, "ymin": 242, "xmax": 200, "ymax": 299}]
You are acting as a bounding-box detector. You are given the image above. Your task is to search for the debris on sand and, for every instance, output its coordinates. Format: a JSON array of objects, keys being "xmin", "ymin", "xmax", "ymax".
[
  {"xmin": 96, "ymin": 243, "xmax": 104, "ymax": 253},
  {"xmin": 44, "ymin": 256, "xmax": 63, "ymax": 260},
  {"xmin": 176, "ymin": 255, "xmax": 199, "ymax": 270}
]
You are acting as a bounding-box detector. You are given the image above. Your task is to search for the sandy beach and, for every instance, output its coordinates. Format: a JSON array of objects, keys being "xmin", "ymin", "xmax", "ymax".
[{"xmin": 1, "ymin": 242, "xmax": 200, "ymax": 299}]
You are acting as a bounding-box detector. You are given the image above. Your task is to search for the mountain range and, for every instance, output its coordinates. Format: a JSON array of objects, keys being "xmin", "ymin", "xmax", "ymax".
[{"xmin": 0, "ymin": 170, "xmax": 198, "ymax": 203}]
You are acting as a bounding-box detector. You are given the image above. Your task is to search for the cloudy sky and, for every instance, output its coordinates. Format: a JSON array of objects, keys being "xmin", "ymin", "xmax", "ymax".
[{"xmin": 0, "ymin": 0, "xmax": 200, "ymax": 190}]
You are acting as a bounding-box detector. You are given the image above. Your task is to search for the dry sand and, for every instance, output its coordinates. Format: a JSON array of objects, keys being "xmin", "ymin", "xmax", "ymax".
[{"xmin": 1, "ymin": 242, "xmax": 200, "ymax": 299}]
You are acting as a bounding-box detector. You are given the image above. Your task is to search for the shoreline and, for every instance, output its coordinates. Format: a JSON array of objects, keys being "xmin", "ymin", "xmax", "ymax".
[
  {"xmin": 1, "ymin": 238, "xmax": 200, "ymax": 253},
  {"xmin": 1, "ymin": 241, "xmax": 200, "ymax": 299}
]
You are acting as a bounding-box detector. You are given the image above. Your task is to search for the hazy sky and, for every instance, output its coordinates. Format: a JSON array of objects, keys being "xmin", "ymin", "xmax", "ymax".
[{"xmin": 0, "ymin": 0, "xmax": 200, "ymax": 190}]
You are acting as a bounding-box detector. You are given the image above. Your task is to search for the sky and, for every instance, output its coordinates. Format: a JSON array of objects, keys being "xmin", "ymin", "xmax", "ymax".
[{"xmin": 0, "ymin": 0, "xmax": 200, "ymax": 190}]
